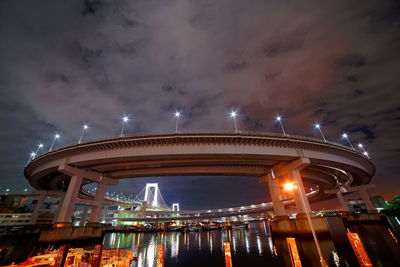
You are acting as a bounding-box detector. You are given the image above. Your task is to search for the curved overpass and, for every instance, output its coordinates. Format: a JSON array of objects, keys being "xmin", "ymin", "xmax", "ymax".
[{"xmin": 24, "ymin": 131, "xmax": 374, "ymax": 204}]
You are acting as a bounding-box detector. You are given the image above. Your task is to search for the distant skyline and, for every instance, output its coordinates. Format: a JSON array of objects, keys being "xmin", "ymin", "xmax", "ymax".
[{"xmin": 1, "ymin": 0, "xmax": 399, "ymax": 209}]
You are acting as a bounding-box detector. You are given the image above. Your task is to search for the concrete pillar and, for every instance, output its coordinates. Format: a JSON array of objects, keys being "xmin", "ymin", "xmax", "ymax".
[
  {"xmin": 31, "ymin": 194, "xmax": 46, "ymax": 224},
  {"xmin": 359, "ymin": 190, "xmax": 374, "ymax": 211},
  {"xmin": 90, "ymin": 181, "xmax": 107, "ymax": 223},
  {"xmin": 56, "ymin": 175, "xmax": 83, "ymax": 223},
  {"xmin": 293, "ymin": 188, "xmax": 305, "ymax": 213},
  {"xmin": 80, "ymin": 206, "xmax": 89, "ymax": 226},
  {"xmin": 336, "ymin": 191, "xmax": 349, "ymax": 211},
  {"xmin": 266, "ymin": 172, "xmax": 286, "ymax": 216},
  {"xmin": 291, "ymin": 170, "xmax": 311, "ymax": 214}
]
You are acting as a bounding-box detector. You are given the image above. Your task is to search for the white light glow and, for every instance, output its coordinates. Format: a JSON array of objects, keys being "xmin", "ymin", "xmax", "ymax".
[
  {"xmin": 358, "ymin": 143, "xmax": 363, "ymax": 148},
  {"xmin": 230, "ymin": 111, "xmax": 237, "ymax": 118},
  {"xmin": 276, "ymin": 116, "xmax": 282, "ymax": 121},
  {"xmin": 315, "ymin": 123, "xmax": 320, "ymax": 129},
  {"xmin": 174, "ymin": 111, "xmax": 181, "ymax": 118},
  {"xmin": 55, "ymin": 134, "xmax": 60, "ymax": 139},
  {"xmin": 122, "ymin": 116, "xmax": 129, "ymax": 122},
  {"xmin": 342, "ymin": 133, "xmax": 348, "ymax": 138},
  {"xmin": 83, "ymin": 124, "xmax": 88, "ymax": 129}
]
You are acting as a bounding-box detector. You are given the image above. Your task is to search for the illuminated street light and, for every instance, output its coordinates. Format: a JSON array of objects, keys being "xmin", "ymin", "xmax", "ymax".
[
  {"xmin": 314, "ymin": 123, "xmax": 326, "ymax": 142},
  {"xmin": 275, "ymin": 115, "xmax": 286, "ymax": 136},
  {"xmin": 78, "ymin": 124, "xmax": 88, "ymax": 144},
  {"xmin": 174, "ymin": 111, "xmax": 181, "ymax": 133},
  {"xmin": 49, "ymin": 134, "xmax": 60, "ymax": 151},
  {"xmin": 357, "ymin": 143, "xmax": 370, "ymax": 158},
  {"xmin": 284, "ymin": 181, "xmax": 327, "ymax": 266},
  {"xmin": 34, "ymin": 143, "xmax": 43, "ymax": 157},
  {"xmin": 120, "ymin": 116, "xmax": 129, "ymax": 137},
  {"xmin": 229, "ymin": 110, "xmax": 239, "ymax": 133},
  {"xmin": 341, "ymin": 133, "xmax": 355, "ymax": 150},
  {"xmin": 26, "ymin": 152, "xmax": 36, "ymax": 165}
]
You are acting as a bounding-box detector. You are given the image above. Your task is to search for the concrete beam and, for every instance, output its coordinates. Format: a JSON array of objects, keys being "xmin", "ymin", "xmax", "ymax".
[
  {"xmin": 259, "ymin": 157, "xmax": 310, "ymax": 183},
  {"xmin": 58, "ymin": 165, "xmax": 118, "ymax": 185},
  {"xmin": 324, "ymin": 184, "xmax": 375, "ymax": 194},
  {"xmin": 75, "ymin": 199, "xmax": 99, "ymax": 206}
]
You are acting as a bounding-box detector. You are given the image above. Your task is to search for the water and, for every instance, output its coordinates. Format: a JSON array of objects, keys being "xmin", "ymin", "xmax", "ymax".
[
  {"xmin": 1, "ymin": 220, "xmax": 400, "ymax": 266},
  {"xmin": 103, "ymin": 221, "xmax": 286, "ymax": 267}
]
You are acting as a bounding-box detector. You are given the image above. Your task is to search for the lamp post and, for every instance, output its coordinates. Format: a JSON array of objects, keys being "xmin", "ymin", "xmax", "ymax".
[
  {"xmin": 314, "ymin": 124, "xmax": 326, "ymax": 142},
  {"xmin": 49, "ymin": 134, "xmax": 60, "ymax": 151},
  {"xmin": 78, "ymin": 124, "xmax": 88, "ymax": 144},
  {"xmin": 276, "ymin": 116, "xmax": 286, "ymax": 136},
  {"xmin": 120, "ymin": 116, "xmax": 129, "ymax": 137},
  {"xmin": 26, "ymin": 152, "xmax": 36, "ymax": 165},
  {"xmin": 34, "ymin": 144, "xmax": 43, "ymax": 157},
  {"xmin": 229, "ymin": 111, "xmax": 239, "ymax": 133},
  {"xmin": 341, "ymin": 133, "xmax": 355, "ymax": 150},
  {"xmin": 358, "ymin": 143, "xmax": 370, "ymax": 158},
  {"xmin": 284, "ymin": 182, "xmax": 327, "ymax": 267},
  {"xmin": 174, "ymin": 111, "xmax": 181, "ymax": 133}
]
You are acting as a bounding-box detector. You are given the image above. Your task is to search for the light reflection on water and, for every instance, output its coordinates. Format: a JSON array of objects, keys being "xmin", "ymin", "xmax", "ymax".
[
  {"xmin": 101, "ymin": 220, "xmax": 400, "ymax": 267},
  {"xmin": 102, "ymin": 221, "xmax": 285, "ymax": 267}
]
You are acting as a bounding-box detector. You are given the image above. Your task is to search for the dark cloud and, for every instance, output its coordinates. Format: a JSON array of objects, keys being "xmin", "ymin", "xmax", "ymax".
[{"xmin": 0, "ymin": 0, "xmax": 400, "ymax": 209}]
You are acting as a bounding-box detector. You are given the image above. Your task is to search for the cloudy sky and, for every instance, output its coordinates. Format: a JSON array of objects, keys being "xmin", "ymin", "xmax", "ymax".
[{"xmin": 0, "ymin": 0, "xmax": 399, "ymax": 209}]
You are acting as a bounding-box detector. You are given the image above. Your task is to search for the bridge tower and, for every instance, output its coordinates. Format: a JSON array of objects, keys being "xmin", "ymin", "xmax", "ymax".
[
  {"xmin": 172, "ymin": 203, "xmax": 180, "ymax": 211},
  {"xmin": 144, "ymin": 183, "xmax": 159, "ymax": 207}
]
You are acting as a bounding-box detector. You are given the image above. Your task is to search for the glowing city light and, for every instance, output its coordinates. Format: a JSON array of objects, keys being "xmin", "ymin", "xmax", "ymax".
[
  {"xmin": 174, "ymin": 111, "xmax": 181, "ymax": 133},
  {"xmin": 314, "ymin": 123, "xmax": 326, "ymax": 142},
  {"xmin": 284, "ymin": 182, "xmax": 295, "ymax": 191},
  {"xmin": 275, "ymin": 115, "xmax": 286, "ymax": 135},
  {"xmin": 341, "ymin": 133, "xmax": 355, "ymax": 150},
  {"xmin": 120, "ymin": 116, "xmax": 129, "ymax": 137},
  {"xmin": 357, "ymin": 143, "xmax": 370, "ymax": 158},
  {"xmin": 49, "ymin": 133, "xmax": 60, "ymax": 151},
  {"xmin": 78, "ymin": 124, "xmax": 88, "ymax": 144},
  {"xmin": 34, "ymin": 143, "xmax": 43, "ymax": 157},
  {"xmin": 229, "ymin": 110, "xmax": 239, "ymax": 133}
]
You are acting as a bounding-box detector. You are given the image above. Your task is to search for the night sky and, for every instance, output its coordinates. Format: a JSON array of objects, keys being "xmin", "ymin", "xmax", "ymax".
[{"xmin": 1, "ymin": 0, "xmax": 399, "ymax": 210}]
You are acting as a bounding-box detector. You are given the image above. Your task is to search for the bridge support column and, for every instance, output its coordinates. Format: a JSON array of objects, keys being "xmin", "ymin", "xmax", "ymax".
[
  {"xmin": 90, "ymin": 181, "xmax": 107, "ymax": 223},
  {"xmin": 56, "ymin": 175, "xmax": 83, "ymax": 224},
  {"xmin": 291, "ymin": 170, "xmax": 311, "ymax": 214},
  {"xmin": 359, "ymin": 189, "xmax": 374, "ymax": 211},
  {"xmin": 260, "ymin": 158, "xmax": 311, "ymax": 217},
  {"xmin": 30, "ymin": 193, "xmax": 46, "ymax": 224},
  {"xmin": 325, "ymin": 184, "xmax": 375, "ymax": 212},
  {"xmin": 56, "ymin": 165, "xmax": 118, "ymax": 225},
  {"xmin": 336, "ymin": 191, "xmax": 349, "ymax": 212},
  {"xmin": 266, "ymin": 172, "xmax": 286, "ymax": 216},
  {"xmin": 80, "ymin": 206, "xmax": 89, "ymax": 226}
]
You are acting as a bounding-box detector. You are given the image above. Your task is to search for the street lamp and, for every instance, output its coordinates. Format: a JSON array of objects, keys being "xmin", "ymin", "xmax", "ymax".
[
  {"xmin": 341, "ymin": 133, "xmax": 355, "ymax": 150},
  {"xmin": 174, "ymin": 111, "xmax": 181, "ymax": 133},
  {"xmin": 358, "ymin": 143, "xmax": 370, "ymax": 158},
  {"xmin": 34, "ymin": 143, "xmax": 43, "ymax": 156},
  {"xmin": 284, "ymin": 182, "xmax": 327, "ymax": 267},
  {"xmin": 120, "ymin": 116, "xmax": 129, "ymax": 137},
  {"xmin": 78, "ymin": 124, "xmax": 88, "ymax": 144},
  {"xmin": 314, "ymin": 124, "xmax": 326, "ymax": 142},
  {"xmin": 49, "ymin": 134, "xmax": 60, "ymax": 151},
  {"xmin": 229, "ymin": 110, "xmax": 239, "ymax": 133},
  {"xmin": 275, "ymin": 116, "xmax": 286, "ymax": 135},
  {"xmin": 26, "ymin": 152, "xmax": 36, "ymax": 165}
]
